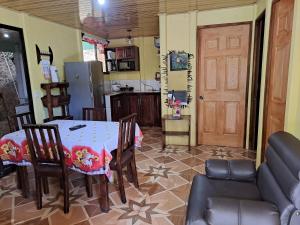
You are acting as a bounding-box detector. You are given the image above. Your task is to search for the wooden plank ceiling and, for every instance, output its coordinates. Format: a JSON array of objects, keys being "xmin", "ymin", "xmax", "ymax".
[{"xmin": 0, "ymin": 0, "xmax": 256, "ymax": 39}]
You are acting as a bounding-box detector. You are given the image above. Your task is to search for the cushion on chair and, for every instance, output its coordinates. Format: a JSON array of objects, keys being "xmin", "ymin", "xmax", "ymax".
[
  {"xmin": 205, "ymin": 159, "xmax": 256, "ymax": 182},
  {"xmin": 205, "ymin": 197, "xmax": 280, "ymax": 225}
]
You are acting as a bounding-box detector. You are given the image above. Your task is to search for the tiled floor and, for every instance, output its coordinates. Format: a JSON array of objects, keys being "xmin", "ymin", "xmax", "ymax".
[{"xmin": 0, "ymin": 127, "xmax": 256, "ymax": 225}]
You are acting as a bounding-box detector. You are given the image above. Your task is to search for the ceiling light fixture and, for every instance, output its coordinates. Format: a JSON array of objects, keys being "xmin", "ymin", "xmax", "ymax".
[
  {"xmin": 126, "ymin": 29, "xmax": 133, "ymax": 45},
  {"xmin": 3, "ymin": 33, "xmax": 10, "ymax": 38},
  {"xmin": 98, "ymin": 0, "xmax": 105, "ymax": 5}
]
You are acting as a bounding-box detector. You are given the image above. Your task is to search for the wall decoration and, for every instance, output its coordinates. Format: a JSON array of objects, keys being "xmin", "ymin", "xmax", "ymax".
[
  {"xmin": 170, "ymin": 51, "xmax": 189, "ymax": 71},
  {"xmin": 161, "ymin": 51, "xmax": 194, "ymax": 108},
  {"xmin": 36, "ymin": 44, "xmax": 53, "ymax": 65}
]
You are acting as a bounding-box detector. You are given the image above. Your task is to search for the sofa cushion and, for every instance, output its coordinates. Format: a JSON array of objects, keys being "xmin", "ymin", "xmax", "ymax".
[
  {"xmin": 205, "ymin": 159, "xmax": 256, "ymax": 182},
  {"xmin": 267, "ymin": 132, "xmax": 300, "ymax": 209},
  {"xmin": 186, "ymin": 175, "xmax": 261, "ymax": 225},
  {"xmin": 205, "ymin": 197, "xmax": 280, "ymax": 225},
  {"xmin": 258, "ymin": 163, "xmax": 296, "ymax": 225}
]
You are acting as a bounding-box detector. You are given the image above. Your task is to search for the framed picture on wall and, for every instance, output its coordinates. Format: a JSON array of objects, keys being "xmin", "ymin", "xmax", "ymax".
[{"xmin": 170, "ymin": 51, "xmax": 188, "ymax": 71}]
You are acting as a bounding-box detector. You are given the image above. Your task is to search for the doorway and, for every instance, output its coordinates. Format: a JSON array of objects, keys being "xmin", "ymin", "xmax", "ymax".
[
  {"xmin": 0, "ymin": 24, "xmax": 34, "ymax": 136},
  {"xmin": 197, "ymin": 23, "xmax": 251, "ymax": 148},
  {"xmin": 249, "ymin": 11, "xmax": 266, "ymax": 151},
  {"xmin": 261, "ymin": 0, "xmax": 295, "ymax": 161}
]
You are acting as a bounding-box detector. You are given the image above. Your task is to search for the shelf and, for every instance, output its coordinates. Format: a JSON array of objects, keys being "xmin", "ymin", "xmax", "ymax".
[
  {"xmin": 41, "ymin": 82, "xmax": 72, "ymax": 121},
  {"xmin": 44, "ymin": 115, "xmax": 73, "ymax": 123},
  {"xmin": 41, "ymin": 95, "xmax": 70, "ymax": 107},
  {"xmin": 41, "ymin": 82, "xmax": 69, "ymax": 89}
]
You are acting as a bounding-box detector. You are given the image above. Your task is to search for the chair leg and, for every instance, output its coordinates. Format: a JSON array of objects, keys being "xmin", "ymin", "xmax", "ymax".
[
  {"xmin": 42, "ymin": 177, "xmax": 49, "ymax": 194},
  {"xmin": 36, "ymin": 176, "xmax": 42, "ymax": 210},
  {"xmin": 116, "ymin": 167, "xmax": 126, "ymax": 203},
  {"xmin": 59, "ymin": 178, "xmax": 64, "ymax": 189},
  {"xmin": 63, "ymin": 176, "xmax": 69, "ymax": 214},
  {"xmin": 99, "ymin": 174, "xmax": 109, "ymax": 212},
  {"xmin": 19, "ymin": 167, "xmax": 29, "ymax": 198},
  {"xmin": 130, "ymin": 155, "xmax": 139, "ymax": 189},
  {"xmin": 85, "ymin": 175, "xmax": 93, "ymax": 198},
  {"xmin": 16, "ymin": 167, "xmax": 22, "ymax": 189},
  {"xmin": 126, "ymin": 164, "xmax": 133, "ymax": 183}
]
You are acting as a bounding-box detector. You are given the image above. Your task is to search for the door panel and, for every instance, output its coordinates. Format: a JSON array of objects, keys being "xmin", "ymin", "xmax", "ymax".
[
  {"xmin": 197, "ymin": 24, "xmax": 251, "ymax": 147},
  {"xmin": 262, "ymin": 0, "xmax": 294, "ymax": 158},
  {"xmin": 203, "ymin": 102, "xmax": 217, "ymax": 133},
  {"xmin": 224, "ymin": 102, "xmax": 239, "ymax": 134}
]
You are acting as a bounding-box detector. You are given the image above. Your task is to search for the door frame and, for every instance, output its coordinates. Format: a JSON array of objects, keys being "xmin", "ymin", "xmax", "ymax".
[
  {"xmin": 249, "ymin": 11, "xmax": 266, "ymax": 150},
  {"xmin": 196, "ymin": 21, "xmax": 253, "ymax": 147},
  {"xmin": 261, "ymin": 0, "xmax": 293, "ymax": 161},
  {"xmin": 0, "ymin": 23, "xmax": 35, "ymax": 122}
]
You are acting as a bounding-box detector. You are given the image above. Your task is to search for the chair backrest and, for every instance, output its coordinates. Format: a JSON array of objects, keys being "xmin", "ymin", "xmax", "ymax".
[
  {"xmin": 82, "ymin": 107, "xmax": 106, "ymax": 121},
  {"xmin": 257, "ymin": 131, "xmax": 300, "ymax": 225},
  {"xmin": 9, "ymin": 112, "xmax": 34, "ymax": 132},
  {"xmin": 23, "ymin": 124, "xmax": 66, "ymax": 170},
  {"xmin": 116, "ymin": 113, "xmax": 137, "ymax": 163}
]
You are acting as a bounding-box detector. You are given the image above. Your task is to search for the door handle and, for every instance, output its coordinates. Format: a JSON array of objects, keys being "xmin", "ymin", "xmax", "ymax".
[{"xmin": 199, "ymin": 96, "xmax": 204, "ymax": 100}]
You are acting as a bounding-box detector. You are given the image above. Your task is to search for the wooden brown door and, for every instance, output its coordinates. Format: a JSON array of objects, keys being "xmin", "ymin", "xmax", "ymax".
[
  {"xmin": 262, "ymin": 0, "xmax": 294, "ymax": 158},
  {"xmin": 197, "ymin": 23, "xmax": 251, "ymax": 147}
]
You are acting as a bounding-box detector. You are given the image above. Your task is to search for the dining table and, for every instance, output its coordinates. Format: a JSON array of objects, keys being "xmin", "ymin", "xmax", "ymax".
[{"xmin": 0, "ymin": 119, "xmax": 143, "ymax": 212}]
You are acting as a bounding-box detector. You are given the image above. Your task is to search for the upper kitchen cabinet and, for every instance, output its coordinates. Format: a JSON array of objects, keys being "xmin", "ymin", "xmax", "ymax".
[{"xmin": 104, "ymin": 46, "xmax": 140, "ymax": 73}]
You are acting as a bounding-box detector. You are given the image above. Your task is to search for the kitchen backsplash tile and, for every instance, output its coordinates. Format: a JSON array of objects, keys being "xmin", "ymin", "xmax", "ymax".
[{"xmin": 108, "ymin": 79, "xmax": 160, "ymax": 92}]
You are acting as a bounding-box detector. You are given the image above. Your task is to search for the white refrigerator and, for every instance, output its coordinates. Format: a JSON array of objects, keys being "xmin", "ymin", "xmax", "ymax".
[{"xmin": 64, "ymin": 61, "xmax": 107, "ymax": 120}]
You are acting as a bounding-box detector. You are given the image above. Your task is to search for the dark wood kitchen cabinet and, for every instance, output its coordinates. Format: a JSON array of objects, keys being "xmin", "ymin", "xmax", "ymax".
[
  {"xmin": 111, "ymin": 93, "xmax": 161, "ymax": 126},
  {"xmin": 139, "ymin": 94, "xmax": 155, "ymax": 126},
  {"xmin": 111, "ymin": 95, "xmax": 122, "ymax": 121},
  {"xmin": 111, "ymin": 95, "xmax": 129, "ymax": 121}
]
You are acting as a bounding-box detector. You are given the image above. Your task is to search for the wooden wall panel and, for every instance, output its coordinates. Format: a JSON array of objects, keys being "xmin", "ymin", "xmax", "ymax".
[{"xmin": 0, "ymin": 0, "xmax": 256, "ymax": 38}]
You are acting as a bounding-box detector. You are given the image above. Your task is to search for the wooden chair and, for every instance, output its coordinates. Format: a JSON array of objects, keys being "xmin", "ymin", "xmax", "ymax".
[
  {"xmin": 23, "ymin": 124, "xmax": 92, "ymax": 213},
  {"xmin": 82, "ymin": 107, "xmax": 106, "ymax": 121},
  {"xmin": 9, "ymin": 112, "xmax": 34, "ymax": 132},
  {"xmin": 109, "ymin": 113, "xmax": 139, "ymax": 203},
  {"xmin": 82, "ymin": 107, "xmax": 106, "ymax": 195},
  {"xmin": 9, "ymin": 112, "xmax": 35, "ymax": 195},
  {"xmin": 0, "ymin": 93, "xmax": 17, "ymax": 180}
]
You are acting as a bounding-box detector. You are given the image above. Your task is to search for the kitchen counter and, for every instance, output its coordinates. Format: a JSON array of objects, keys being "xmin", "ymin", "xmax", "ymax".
[
  {"xmin": 104, "ymin": 90, "xmax": 161, "ymax": 96},
  {"xmin": 104, "ymin": 91, "xmax": 161, "ymax": 126}
]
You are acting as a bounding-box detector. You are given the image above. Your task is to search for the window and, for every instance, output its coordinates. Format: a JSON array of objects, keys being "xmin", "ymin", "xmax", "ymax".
[
  {"xmin": 82, "ymin": 41, "xmax": 107, "ymax": 72},
  {"xmin": 82, "ymin": 41, "xmax": 96, "ymax": 61}
]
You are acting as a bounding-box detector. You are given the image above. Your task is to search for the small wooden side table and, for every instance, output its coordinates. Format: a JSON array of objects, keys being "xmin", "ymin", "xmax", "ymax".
[{"xmin": 162, "ymin": 115, "xmax": 191, "ymax": 151}]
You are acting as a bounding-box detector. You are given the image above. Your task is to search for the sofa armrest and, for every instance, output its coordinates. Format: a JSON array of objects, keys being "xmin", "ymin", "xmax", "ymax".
[
  {"xmin": 205, "ymin": 159, "xmax": 256, "ymax": 182},
  {"xmin": 205, "ymin": 198, "xmax": 280, "ymax": 225}
]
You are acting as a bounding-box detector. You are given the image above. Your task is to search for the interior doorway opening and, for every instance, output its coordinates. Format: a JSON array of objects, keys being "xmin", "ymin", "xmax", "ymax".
[
  {"xmin": 249, "ymin": 11, "xmax": 266, "ymax": 151},
  {"xmin": 0, "ymin": 24, "xmax": 34, "ymax": 136}
]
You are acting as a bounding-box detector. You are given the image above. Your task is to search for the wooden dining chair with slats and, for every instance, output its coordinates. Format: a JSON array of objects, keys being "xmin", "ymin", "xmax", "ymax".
[
  {"xmin": 7, "ymin": 111, "xmax": 34, "ymax": 132},
  {"xmin": 7, "ymin": 111, "xmax": 35, "ymax": 197},
  {"xmin": 109, "ymin": 113, "xmax": 139, "ymax": 203},
  {"xmin": 82, "ymin": 107, "xmax": 106, "ymax": 194},
  {"xmin": 23, "ymin": 124, "xmax": 92, "ymax": 213},
  {"xmin": 82, "ymin": 107, "xmax": 106, "ymax": 121}
]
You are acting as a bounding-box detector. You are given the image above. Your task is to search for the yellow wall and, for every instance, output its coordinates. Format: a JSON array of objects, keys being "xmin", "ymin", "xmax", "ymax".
[
  {"xmin": 0, "ymin": 6, "xmax": 83, "ymax": 123},
  {"xmin": 159, "ymin": 0, "xmax": 300, "ymax": 165},
  {"xmin": 107, "ymin": 36, "xmax": 160, "ymax": 81},
  {"xmin": 160, "ymin": 5, "xmax": 255, "ymax": 145}
]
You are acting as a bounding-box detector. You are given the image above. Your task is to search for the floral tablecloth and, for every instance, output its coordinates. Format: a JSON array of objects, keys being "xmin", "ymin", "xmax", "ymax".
[{"xmin": 0, "ymin": 120, "xmax": 143, "ymax": 180}]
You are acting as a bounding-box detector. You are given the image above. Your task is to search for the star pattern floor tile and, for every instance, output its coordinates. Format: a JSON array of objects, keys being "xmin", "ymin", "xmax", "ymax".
[{"xmin": 0, "ymin": 127, "xmax": 255, "ymax": 225}]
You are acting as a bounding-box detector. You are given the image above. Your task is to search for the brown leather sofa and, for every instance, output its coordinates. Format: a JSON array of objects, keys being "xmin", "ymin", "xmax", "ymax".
[{"xmin": 186, "ymin": 131, "xmax": 300, "ymax": 225}]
